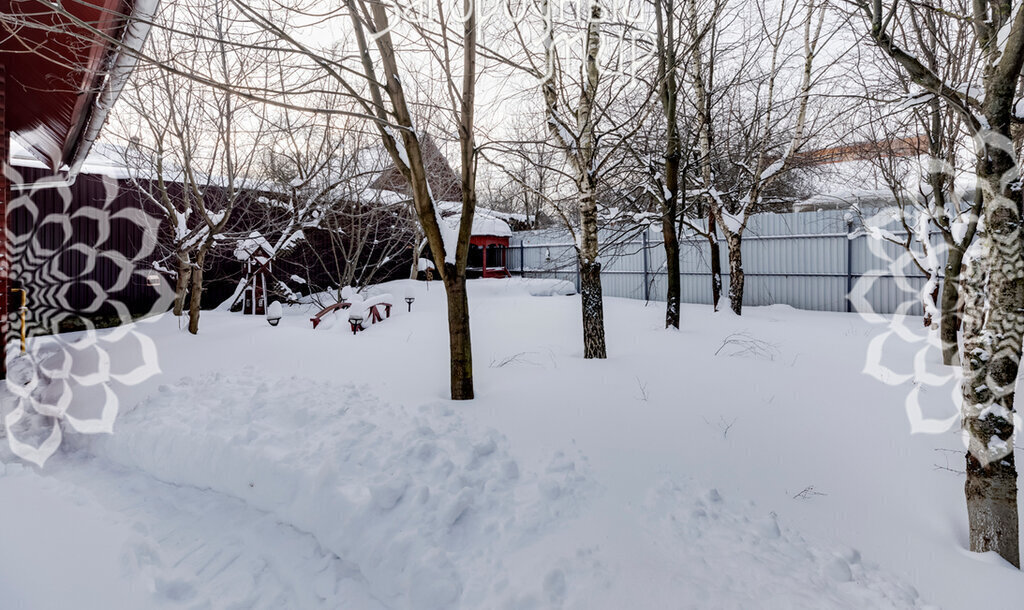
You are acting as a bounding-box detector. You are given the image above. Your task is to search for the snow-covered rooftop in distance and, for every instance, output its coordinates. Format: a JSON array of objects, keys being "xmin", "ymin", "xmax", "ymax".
[
  {"xmin": 11, "ymin": 139, "xmax": 270, "ymax": 193},
  {"xmin": 797, "ymin": 160, "xmax": 898, "ymax": 211},
  {"xmin": 435, "ymin": 201, "xmax": 515, "ymax": 237},
  {"xmin": 10, "ymin": 139, "xmax": 134, "ymax": 180},
  {"xmin": 794, "ymin": 157, "xmax": 978, "ymax": 212}
]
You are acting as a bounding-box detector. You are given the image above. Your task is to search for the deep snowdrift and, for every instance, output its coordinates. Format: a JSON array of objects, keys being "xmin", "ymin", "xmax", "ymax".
[
  {"xmin": 96, "ymin": 373, "xmax": 588, "ymax": 609},
  {"xmin": 0, "ymin": 277, "xmax": 1007, "ymax": 608},
  {"xmin": 85, "ymin": 369, "xmax": 926, "ymax": 609}
]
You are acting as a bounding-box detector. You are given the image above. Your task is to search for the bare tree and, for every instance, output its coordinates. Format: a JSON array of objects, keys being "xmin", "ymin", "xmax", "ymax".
[
  {"xmin": 687, "ymin": 0, "xmax": 824, "ymax": 315},
  {"xmin": 644, "ymin": 0, "xmax": 722, "ymax": 326},
  {"xmin": 252, "ymin": 113, "xmax": 416, "ymax": 301},
  {"xmin": 482, "ymin": 117, "xmax": 562, "ymax": 231},
  {"xmin": 489, "ymin": 0, "xmax": 654, "ymax": 357},
  {"xmin": 30, "ymin": 0, "xmax": 494, "ymax": 399},
  {"xmin": 112, "ymin": 0, "xmax": 273, "ymax": 334},
  {"xmin": 649, "ymin": 0, "xmax": 684, "ymax": 327},
  {"xmin": 541, "ymin": 0, "xmax": 608, "ymax": 357},
  {"xmin": 853, "ymin": 105, "xmax": 980, "ymax": 366},
  {"xmin": 331, "ymin": 0, "xmax": 482, "ymax": 398},
  {"xmin": 855, "ymin": 0, "xmax": 1024, "ymax": 567}
]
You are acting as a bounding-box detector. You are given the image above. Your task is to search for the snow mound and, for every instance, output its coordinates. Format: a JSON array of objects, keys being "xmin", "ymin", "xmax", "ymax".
[
  {"xmin": 640, "ymin": 480, "xmax": 934, "ymax": 609},
  {"xmin": 465, "ymin": 278, "xmax": 576, "ymax": 298},
  {"xmin": 91, "ymin": 372, "xmax": 588, "ymax": 609},
  {"xmin": 527, "ymin": 280, "xmax": 576, "ymax": 297}
]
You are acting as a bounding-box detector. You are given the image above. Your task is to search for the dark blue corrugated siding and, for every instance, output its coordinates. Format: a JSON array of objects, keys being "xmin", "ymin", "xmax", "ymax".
[{"xmin": 10, "ymin": 166, "xmax": 169, "ymax": 330}]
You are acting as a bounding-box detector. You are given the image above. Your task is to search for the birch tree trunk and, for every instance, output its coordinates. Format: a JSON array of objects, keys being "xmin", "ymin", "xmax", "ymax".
[
  {"xmin": 861, "ymin": 0, "xmax": 1024, "ymax": 566},
  {"xmin": 577, "ymin": 1, "xmax": 607, "ymax": 358},
  {"xmin": 961, "ymin": 230, "xmax": 1020, "ymax": 566},
  {"xmin": 579, "ymin": 173, "xmax": 606, "ymax": 358},
  {"xmin": 962, "ymin": 147, "xmax": 1023, "ymax": 567},
  {"xmin": 541, "ymin": 0, "xmax": 607, "ymax": 358},
  {"xmin": 961, "ymin": 5, "xmax": 1024, "ymax": 566},
  {"xmin": 725, "ymin": 231, "xmax": 743, "ymax": 315}
]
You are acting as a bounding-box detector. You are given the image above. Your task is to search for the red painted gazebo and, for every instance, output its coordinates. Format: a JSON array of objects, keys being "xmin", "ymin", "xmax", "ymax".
[
  {"xmin": 1, "ymin": 0, "xmax": 153, "ymax": 375},
  {"xmin": 369, "ymin": 135, "xmax": 515, "ymax": 278},
  {"xmin": 467, "ymin": 217, "xmax": 511, "ymax": 279}
]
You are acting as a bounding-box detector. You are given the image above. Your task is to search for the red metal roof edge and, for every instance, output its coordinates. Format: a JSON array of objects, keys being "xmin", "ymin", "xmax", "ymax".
[{"xmin": 61, "ymin": 0, "xmax": 137, "ymax": 171}]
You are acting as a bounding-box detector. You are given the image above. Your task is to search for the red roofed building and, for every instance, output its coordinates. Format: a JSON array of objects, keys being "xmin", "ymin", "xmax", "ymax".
[
  {"xmin": 370, "ymin": 134, "xmax": 517, "ymax": 278},
  {"xmin": 1, "ymin": 0, "xmax": 155, "ymax": 375}
]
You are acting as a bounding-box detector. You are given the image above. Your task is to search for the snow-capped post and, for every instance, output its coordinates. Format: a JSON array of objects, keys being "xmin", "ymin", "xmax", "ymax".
[
  {"xmin": 266, "ymin": 301, "xmax": 283, "ymax": 326},
  {"xmin": 857, "ymin": 0, "xmax": 1024, "ymax": 567}
]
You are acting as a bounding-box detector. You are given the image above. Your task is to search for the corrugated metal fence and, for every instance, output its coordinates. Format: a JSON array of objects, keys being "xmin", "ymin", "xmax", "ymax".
[{"xmin": 508, "ymin": 210, "xmax": 941, "ymax": 315}]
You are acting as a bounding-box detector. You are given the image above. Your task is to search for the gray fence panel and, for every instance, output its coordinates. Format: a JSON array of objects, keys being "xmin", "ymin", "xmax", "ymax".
[{"xmin": 511, "ymin": 210, "xmax": 943, "ymax": 316}]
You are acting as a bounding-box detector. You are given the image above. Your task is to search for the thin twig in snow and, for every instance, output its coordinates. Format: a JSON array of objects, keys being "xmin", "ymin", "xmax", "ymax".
[
  {"xmin": 703, "ymin": 415, "xmax": 737, "ymax": 439},
  {"xmin": 792, "ymin": 485, "xmax": 826, "ymax": 500},
  {"xmin": 714, "ymin": 332, "xmax": 779, "ymax": 361},
  {"xmin": 635, "ymin": 376, "xmax": 649, "ymax": 402}
]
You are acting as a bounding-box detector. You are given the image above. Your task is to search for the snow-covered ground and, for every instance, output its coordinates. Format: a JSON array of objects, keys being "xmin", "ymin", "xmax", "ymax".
[{"xmin": 0, "ymin": 278, "xmax": 1015, "ymax": 609}]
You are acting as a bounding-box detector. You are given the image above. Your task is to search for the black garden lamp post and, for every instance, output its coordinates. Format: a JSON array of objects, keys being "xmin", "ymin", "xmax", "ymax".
[{"xmin": 348, "ymin": 312, "xmax": 364, "ymax": 335}]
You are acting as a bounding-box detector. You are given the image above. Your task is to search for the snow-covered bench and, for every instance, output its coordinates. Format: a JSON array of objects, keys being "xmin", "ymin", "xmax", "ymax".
[
  {"xmin": 310, "ymin": 301, "xmax": 351, "ymax": 329},
  {"xmin": 349, "ymin": 294, "xmax": 393, "ymax": 333}
]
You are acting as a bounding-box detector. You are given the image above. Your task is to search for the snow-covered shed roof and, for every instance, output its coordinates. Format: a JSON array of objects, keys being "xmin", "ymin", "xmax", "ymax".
[
  {"xmin": 469, "ymin": 213, "xmax": 513, "ymax": 238},
  {"xmin": 234, "ymin": 231, "xmax": 275, "ymax": 261},
  {"xmin": 434, "ymin": 201, "xmax": 514, "ymax": 237}
]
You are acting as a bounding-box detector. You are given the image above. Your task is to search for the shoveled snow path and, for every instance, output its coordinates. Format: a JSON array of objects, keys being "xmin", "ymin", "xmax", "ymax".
[
  {"xmin": 77, "ymin": 370, "xmax": 931, "ymax": 609},
  {"xmin": 0, "ymin": 457, "xmax": 385, "ymax": 609}
]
